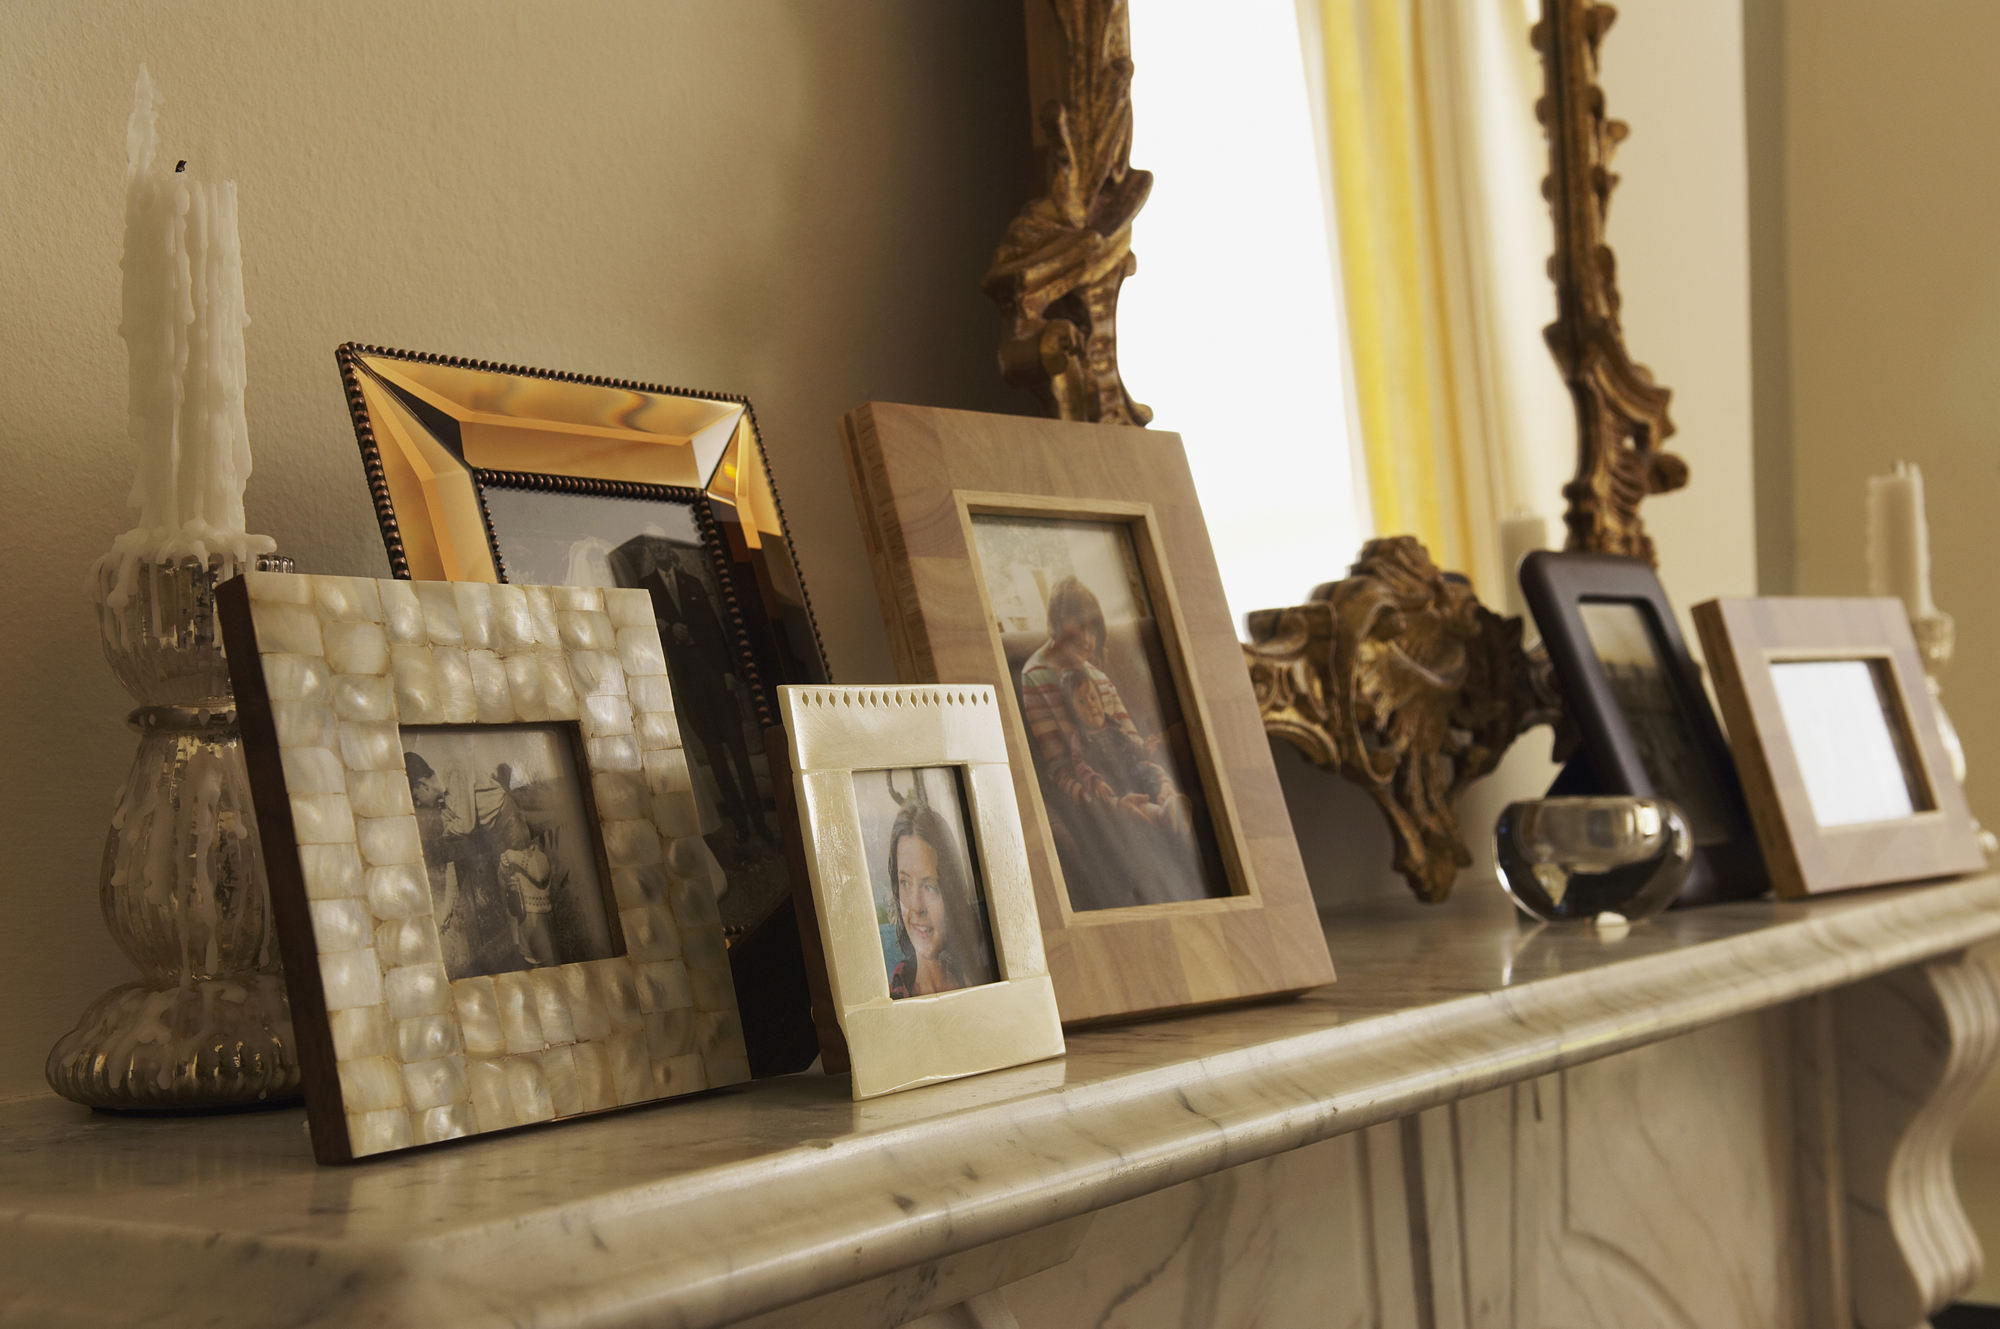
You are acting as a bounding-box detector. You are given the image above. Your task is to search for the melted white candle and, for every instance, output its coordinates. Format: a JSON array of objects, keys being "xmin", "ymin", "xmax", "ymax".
[
  {"xmin": 96, "ymin": 65, "xmax": 273, "ymax": 609},
  {"xmin": 1866, "ymin": 461, "xmax": 1936, "ymax": 618}
]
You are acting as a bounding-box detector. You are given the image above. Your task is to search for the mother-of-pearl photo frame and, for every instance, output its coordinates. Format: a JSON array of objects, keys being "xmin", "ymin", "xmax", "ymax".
[
  {"xmin": 220, "ymin": 572, "xmax": 749, "ymax": 1163},
  {"xmin": 779, "ymin": 685, "xmax": 1064, "ymax": 1099}
]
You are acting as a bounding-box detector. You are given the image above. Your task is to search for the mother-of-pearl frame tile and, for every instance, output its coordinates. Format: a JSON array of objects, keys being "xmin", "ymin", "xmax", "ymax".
[
  {"xmin": 220, "ymin": 572, "xmax": 749, "ymax": 1163},
  {"xmin": 779, "ymin": 685, "xmax": 1064, "ymax": 1099}
]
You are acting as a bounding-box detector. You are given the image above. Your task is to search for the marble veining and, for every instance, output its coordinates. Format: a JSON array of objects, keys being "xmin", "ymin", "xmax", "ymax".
[{"xmin": 2, "ymin": 875, "xmax": 1998, "ymax": 1327}]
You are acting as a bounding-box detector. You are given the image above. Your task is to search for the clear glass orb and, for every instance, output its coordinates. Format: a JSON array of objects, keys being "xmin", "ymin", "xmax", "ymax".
[{"xmin": 1495, "ymin": 797, "xmax": 1692, "ymax": 925}]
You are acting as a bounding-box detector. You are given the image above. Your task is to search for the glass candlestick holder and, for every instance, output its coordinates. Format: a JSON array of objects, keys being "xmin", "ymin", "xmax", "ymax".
[
  {"xmin": 46, "ymin": 553, "xmax": 301, "ymax": 1111},
  {"xmin": 1494, "ymin": 796, "xmax": 1692, "ymax": 926}
]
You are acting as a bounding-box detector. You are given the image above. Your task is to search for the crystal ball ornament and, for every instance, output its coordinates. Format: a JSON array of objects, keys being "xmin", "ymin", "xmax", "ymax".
[{"xmin": 1494, "ymin": 797, "xmax": 1692, "ymax": 925}]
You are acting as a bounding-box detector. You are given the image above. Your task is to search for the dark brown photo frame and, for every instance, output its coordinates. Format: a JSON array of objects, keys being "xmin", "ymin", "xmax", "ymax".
[
  {"xmin": 337, "ymin": 344, "xmax": 830, "ymax": 1074},
  {"xmin": 1520, "ymin": 551, "xmax": 1768, "ymax": 906}
]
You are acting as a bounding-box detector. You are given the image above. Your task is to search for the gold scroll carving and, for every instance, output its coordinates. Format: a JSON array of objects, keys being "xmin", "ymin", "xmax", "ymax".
[
  {"xmin": 984, "ymin": 0, "xmax": 1153, "ymax": 426},
  {"xmin": 1244, "ymin": 537, "xmax": 1565, "ymax": 903},
  {"xmin": 1534, "ymin": 0, "xmax": 1688, "ymax": 563}
]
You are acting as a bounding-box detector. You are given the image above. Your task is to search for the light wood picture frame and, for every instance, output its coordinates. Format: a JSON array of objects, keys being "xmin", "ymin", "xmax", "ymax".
[
  {"xmin": 219, "ymin": 572, "xmax": 750, "ymax": 1163},
  {"xmin": 840, "ymin": 403, "xmax": 1334, "ymax": 1025},
  {"xmin": 1692, "ymin": 596, "xmax": 1985, "ymax": 898},
  {"xmin": 778, "ymin": 685, "xmax": 1063, "ymax": 1099}
]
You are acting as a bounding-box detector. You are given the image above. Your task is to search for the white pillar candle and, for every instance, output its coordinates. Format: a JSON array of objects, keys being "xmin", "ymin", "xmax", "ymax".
[
  {"xmin": 99, "ymin": 65, "xmax": 271, "ymax": 608},
  {"xmin": 1498, "ymin": 512, "xmax": 1548, "ymax": 620},
  {"xmin": 1866, "ymin": 461, "xmax": 1936, "ymax": 618}
]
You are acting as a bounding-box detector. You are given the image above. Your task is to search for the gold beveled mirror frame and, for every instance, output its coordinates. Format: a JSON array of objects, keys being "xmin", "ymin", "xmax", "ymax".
[{"xmin": 336, "ymin": 343, "xmax": 829, "ymax": 1075}]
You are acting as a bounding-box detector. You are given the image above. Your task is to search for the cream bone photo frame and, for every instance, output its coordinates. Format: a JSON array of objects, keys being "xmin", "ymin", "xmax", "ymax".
[
  {"xmin": 220, "ymin": 571, "xmax": 750, "ymax": 1163},
  {"xmin": 779, "ymin": 685, "xmax": 1064, "ymax": 1099}
]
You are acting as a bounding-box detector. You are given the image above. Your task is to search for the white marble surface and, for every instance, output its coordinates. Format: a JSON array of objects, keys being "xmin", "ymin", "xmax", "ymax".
[{"xmin": 3, "ymin": 875, "xmax": 1999, "ymax": 1329}]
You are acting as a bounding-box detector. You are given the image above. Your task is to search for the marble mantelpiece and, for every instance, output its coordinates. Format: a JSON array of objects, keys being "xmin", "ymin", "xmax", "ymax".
[{"xmin": 3, "ymin": 875, "xmax": 1997, "ymax": 1329}]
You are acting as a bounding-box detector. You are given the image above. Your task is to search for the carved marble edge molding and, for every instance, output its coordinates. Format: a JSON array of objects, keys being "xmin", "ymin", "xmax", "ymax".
[
  {"xmin": 1243, "ymin": 536, "xmax": 1565, "ymax": 903},
  {"xmin": 984, "ymin": 0, "xmax": 1153, "ymax": 426},
  {"xmin": 1835, "ymin": 953, "xmax": 2000, "ymax": 1327},
  {"xmin": 12, "ymin": 879, "xmax": 1995, "ymax": 1329},
  {"xmin": 1533, "ymin": 0, "xmax": 1688, "ymax": 563}
]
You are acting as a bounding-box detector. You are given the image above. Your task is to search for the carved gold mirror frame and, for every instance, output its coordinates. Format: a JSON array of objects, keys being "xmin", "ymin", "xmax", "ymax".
[
  {"xmin": 1534, "ymin": 0, "xmax": 1689, "ymax": 562},
  {"xmin": 984, "ymin": 0, "xmax": 1151, "ymax": 427}
]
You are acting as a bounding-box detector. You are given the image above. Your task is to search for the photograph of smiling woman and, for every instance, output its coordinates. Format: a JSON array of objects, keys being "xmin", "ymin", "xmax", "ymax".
[{"xmin": 871, "ymin": 769, "xmax": 999, "ymax": 999}]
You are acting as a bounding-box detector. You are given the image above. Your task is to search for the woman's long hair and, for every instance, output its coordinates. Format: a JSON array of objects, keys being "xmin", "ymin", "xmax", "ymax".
[{"xmin": 886, "ymin": 773, "xmax": 993, "ymax": 987}]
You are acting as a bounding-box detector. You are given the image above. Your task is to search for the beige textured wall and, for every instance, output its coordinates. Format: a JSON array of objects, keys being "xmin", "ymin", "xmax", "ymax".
[
  {"xmin": 1773, "ymin": 0, "xmax": 2000, "ymax": 1269},
  {"xmin": 1767, "ymin": 1, "xmax": 2000, "ymax": 1286},
  {"xmin": 0, "ymin": 0, "xmax": 1031, "ymax": 1101},
  {"xmin": 1784, "ymin": 0, "xmax": 2000, "ymax": 838}
]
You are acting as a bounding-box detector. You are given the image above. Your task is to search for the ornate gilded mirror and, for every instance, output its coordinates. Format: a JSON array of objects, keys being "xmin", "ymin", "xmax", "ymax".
[{"xmin": 986, "ymin": 1, "xmax": 1691, "ymax": 904}]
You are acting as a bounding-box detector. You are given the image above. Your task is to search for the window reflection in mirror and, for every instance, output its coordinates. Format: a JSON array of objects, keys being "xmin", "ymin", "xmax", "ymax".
[{"xmin": 1123, "ymin": 1, "xmax": 1364, "ymax": 629}]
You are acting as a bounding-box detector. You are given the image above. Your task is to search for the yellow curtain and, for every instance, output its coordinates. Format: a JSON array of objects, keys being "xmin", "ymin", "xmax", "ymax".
[
  {"xmin": 1315, "ymin": 0, "xmax": 1468, "ymax": 575},
  {"xmin": 1299, "ymin": 0, "xmax": 1568, "ymax": 602}
]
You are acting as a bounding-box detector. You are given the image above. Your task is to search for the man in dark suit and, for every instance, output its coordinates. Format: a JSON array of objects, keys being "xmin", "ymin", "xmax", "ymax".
[{"xmin": 617, "ymin": 538, "xmax": 769, "ymax": 848}]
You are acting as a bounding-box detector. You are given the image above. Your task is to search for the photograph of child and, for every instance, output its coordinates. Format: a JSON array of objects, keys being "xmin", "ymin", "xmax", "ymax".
[
  {"xmin": 852, "ymin": 767, "xmax": 999, "ymax": 999},
  {"xmin": 1057, "ymin": 666, "xmax": 1194, "ymax": 834},
  {"xmin": 970, "ymin": 514, "xmax": 1230, "ymax": 911},
  {"xmin": 402, "ymin": 724, "xmax": 618, "ymax": 980}
]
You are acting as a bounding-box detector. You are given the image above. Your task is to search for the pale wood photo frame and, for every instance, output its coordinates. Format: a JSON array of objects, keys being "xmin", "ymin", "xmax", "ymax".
[
  {"xmin": 778, "ymin": 685, "xmax": 1063, "ymax": 1099},
  {"xmin": 220, "ymin": 572, "xmax": 751, "ymax": 1163},
  {"xmin": 1692, "ymin": 596, "xmax": 1985, "ymax": 898},
  {"xmin": 840, "ymin": 403, "xmax": 1335, "ymax": 1025}
]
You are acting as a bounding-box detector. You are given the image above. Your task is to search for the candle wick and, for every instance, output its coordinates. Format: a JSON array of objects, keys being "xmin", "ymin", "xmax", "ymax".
[{"xmin": 175, "ymin": 160, "xmax": 186, "ymax": 173}]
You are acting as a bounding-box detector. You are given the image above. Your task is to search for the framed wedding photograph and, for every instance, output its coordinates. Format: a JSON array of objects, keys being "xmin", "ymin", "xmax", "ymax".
[
  {"xmin": 219, "ymin": 571, "xmax": 751, "ymax": 1163},
  {"xmin": 1520, "ymin": 551, "xmax": 1769, "ymax": 906},
  {"xmin": 778, "ymin": 685, "xmax": 1063, "ymax": 1099},
  {"xmin": 338, "ymin": 344, "xmax": 829, "ymax": 1072},
  {"xmin": 1692, "ymin": 596, "xmax": 1984, "ymax": 897},
  {"xmin": 840, "ymin": 403, "xmax": 1334, "ymax": 1025}
]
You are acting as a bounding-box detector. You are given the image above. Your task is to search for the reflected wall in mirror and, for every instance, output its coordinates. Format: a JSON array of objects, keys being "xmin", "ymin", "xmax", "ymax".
[{"xmin": 337, "ymin": 346, "xmax": 830, "ymax": 1073}]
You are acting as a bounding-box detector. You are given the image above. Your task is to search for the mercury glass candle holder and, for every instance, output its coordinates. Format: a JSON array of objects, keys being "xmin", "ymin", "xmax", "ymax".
[
  {"xmin": 1494, "ymin": 797, "xmax": 1692, "ymax": 926},
  {"xmin": 46, "ymin": 553, "xmax": 301, "ymax": 1110}
]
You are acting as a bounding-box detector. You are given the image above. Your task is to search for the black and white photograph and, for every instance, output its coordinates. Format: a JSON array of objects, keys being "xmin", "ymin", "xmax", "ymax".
[
  {"xmin": 853, "ymin": 766, "xmax": 999, "ymax": 1000},
  {"xmin": 402, "ymin": 723, "xmax": 621, "ymax": 980},
  {"xmin": 968, "ymin": 513, "xmax": 1229, "ymax": 911},
  {"xmin": 478, "ymin": 484, "xmax": 793, "ymax": 939},
  {"xmin": 1578, "ymin": 600, "xmax": 1737, "ymax": 846}
]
